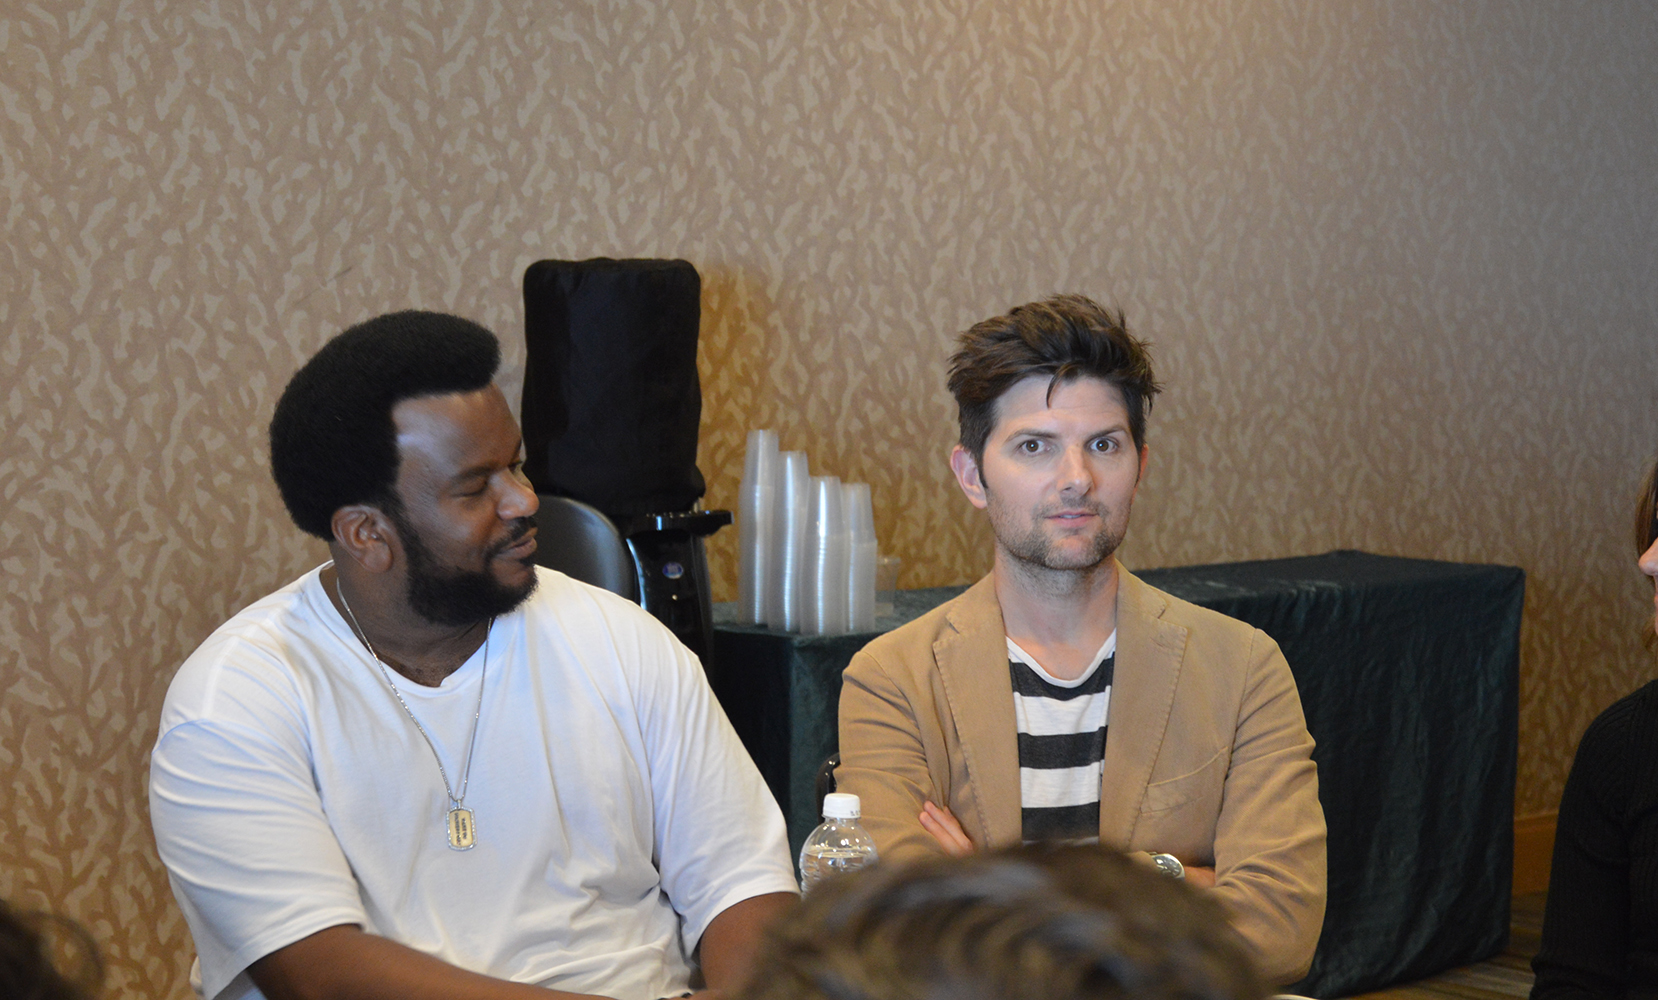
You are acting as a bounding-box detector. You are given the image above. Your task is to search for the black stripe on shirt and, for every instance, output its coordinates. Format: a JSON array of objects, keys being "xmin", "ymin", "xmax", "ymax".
[
  {"xmin": 1021, "ymin": 802, "xmax": 1101, "ymax": 842},
  {"xmin": 1009, "ymin": 656, "xmax": 1114, "ymax": 700},
  {"xmin": 1016, "ymin": 728, "xmax": 1108, "ymax": 770}
]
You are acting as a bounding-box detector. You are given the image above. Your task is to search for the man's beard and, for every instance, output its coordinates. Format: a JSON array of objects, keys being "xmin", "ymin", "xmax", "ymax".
[
  {"xmin": 987, "ymin": 492, "xmax": 1125, "ymax": 575},
  {"xmin": 390, "ymin": 508, "xmax": 539, "ymax": 627}
]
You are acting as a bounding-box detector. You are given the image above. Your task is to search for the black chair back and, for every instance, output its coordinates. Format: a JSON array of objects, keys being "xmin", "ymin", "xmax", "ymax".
[{"xmin": 531, "ymin": 495, "xmax": 638, "ymax": 601}]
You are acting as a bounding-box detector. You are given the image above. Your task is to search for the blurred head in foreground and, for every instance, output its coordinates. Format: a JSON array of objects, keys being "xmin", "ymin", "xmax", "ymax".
[
  {"xmin": 0, "ymin": 900, "xmax": 102, "ymax": 1000},
  {"xmin": 739, "ymin": 845, "xmax": 1265, "ymax": 1000}
]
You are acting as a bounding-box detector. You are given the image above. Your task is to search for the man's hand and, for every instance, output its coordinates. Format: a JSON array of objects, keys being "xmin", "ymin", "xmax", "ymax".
[
  {"xmin": 919, "ymin": 801, "xmax": 975, "ymax": 857},
  {"xmin": 1182, "ymin": 865, "xmax": 1216, "ymax": 888},
  {"xmin": 696, "ymin": 892, "xmax": 798, "ymax": 993},
  {"xmin": 250, "ymin": 924, "xmax": 612, "ymax": 1000}
]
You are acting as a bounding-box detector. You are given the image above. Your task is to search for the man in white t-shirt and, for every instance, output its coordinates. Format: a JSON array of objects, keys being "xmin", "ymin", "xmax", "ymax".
[
  {"xmin": 835, "ymin": 295, "xmax": 1326, "ymax": 984},
  {"xmin": 150, "ymin": 311, "xmax": 797, "ymax": 1000}
]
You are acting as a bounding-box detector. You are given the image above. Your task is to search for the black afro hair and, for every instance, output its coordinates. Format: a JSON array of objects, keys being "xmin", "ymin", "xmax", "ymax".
[{"xmin": 269, "ymin": 310, "xmax": 501, "ymax": 540}]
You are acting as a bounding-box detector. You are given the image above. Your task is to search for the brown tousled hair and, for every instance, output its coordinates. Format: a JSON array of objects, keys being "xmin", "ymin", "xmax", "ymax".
[
  {"xmin": 739, "ymin": 845, "xmax": 1264, "ymax": 1000},
  {"xmin": 947, "ymin": 295, "xmax": 1162, "ymax": 464}
]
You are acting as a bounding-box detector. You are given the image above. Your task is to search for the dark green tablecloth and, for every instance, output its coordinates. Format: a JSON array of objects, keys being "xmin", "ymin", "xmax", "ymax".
[{"xmin": 708, "ymin": 550, "xmax": 1524, "ymax": 997}]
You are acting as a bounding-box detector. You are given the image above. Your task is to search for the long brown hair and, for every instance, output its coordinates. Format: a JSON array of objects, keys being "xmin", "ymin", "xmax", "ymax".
[
  {"xmin": 1636, "ymin": 458, "xmax": 1658, "ymax": 650},
  {"xmin": 1637, "ymin": 458, "xmax": 1658, "ymax": 556}
]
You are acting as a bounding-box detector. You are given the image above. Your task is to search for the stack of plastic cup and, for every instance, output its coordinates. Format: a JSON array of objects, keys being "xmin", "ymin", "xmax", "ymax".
[
  {"xmin": 843, "ymin": 482, "xmax": 876, "ymax": 632},
  {"xmin": 737, "ymin": 430, "xmax": 779, "ymax": 626},
  {"xmin": 801, "ymin": 476, "xmax": 849, "ymax": 635},
  {"xmin": 769, "ymin": 451, "xmax": 812, "ymax": 632},
  {"xmin": 737, "ymin": 430, "xmax": 884, "ymax": 637}
]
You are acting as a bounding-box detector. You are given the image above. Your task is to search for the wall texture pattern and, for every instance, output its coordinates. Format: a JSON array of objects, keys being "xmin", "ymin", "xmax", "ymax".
[{"xmin": 3, "ymin": 2, "xmax": 1655, "ymax": 995}]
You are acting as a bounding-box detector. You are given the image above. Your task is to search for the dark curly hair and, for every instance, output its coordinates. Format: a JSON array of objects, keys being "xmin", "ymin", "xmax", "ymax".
[
  {"xmin": 269, "ymin": 311, "xmax": 501, "ymax": 540},
  {"xmin": 740, "ymin": 845, "xmax": 1264, "ymax": 1000},
  {"xmin": 0, "ymin": 900, "xmax": 102, "ymax": 1000},
  {"xmin": 948, "ymin": 295, "xmax": 1162, "ymax": 464}
]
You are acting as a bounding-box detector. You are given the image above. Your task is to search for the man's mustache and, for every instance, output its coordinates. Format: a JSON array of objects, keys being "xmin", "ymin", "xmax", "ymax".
[
  {"xmin": 489, "ymin": 517, "xmax": 537, "ymax": 557},
  {"xmin": 1036, "ymin": 499, "xmax": 1109, "ymax": 518}
]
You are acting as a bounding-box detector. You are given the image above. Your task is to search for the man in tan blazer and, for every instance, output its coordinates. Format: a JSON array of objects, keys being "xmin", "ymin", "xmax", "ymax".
[{"xmin": 836, "ymin": 295, "xmax": 1326, "ymax": 986}]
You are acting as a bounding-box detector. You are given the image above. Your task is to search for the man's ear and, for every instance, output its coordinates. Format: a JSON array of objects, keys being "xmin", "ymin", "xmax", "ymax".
[
  {"xmin": 331, "ymin": 505, "xmax": 397, "ymax": 574},
  {"xmin": 949, "ymin": 445, "xmax": 989, "ymax": 510},
  {"xmin": 1137, "ymin": 443, "xmax": 1150, "ymax": 484}
]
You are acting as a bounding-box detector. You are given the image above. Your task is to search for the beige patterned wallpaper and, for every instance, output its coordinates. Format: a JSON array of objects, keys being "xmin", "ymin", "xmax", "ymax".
[{"xmin": 3, "ymin": 1, "xmax": 1655, "ymax": 995}]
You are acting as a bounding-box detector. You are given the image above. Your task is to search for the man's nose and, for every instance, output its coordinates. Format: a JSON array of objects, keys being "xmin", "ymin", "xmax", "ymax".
[
  {"xmin": 501, "ymin": 469, "xmax": 540, "ymax": 520},
  {"xmin": 1056, "ymin": 445, "xmax": 1094, "ymax": 495}
]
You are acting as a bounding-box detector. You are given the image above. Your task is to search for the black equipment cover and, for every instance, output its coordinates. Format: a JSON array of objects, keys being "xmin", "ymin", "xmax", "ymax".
[{"xmin": 521, "ymin": 258, "xmax": 706, "ymax": 520}]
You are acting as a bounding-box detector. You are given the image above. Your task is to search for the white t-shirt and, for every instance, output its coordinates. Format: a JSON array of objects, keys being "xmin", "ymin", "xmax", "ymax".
[{"xmin": 150, "ymin": 565, "xmax": 796, "ymax": 1000}]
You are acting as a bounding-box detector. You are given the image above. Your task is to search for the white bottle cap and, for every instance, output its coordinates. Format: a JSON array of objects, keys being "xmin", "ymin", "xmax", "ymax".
[{"xmin": 821, "ymin": 792, "xmax": 861, "ymax": 819}]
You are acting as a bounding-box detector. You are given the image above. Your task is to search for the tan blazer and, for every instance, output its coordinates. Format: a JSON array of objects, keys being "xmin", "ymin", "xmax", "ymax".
[{"xmin": 837, "ymin": 568, "xmax": 1327, "ymax": 985}]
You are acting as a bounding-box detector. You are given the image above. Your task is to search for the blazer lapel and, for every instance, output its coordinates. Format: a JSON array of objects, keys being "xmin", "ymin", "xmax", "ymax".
[
  {"xmin": 934, "ymin": 575, "xmax": 1023, "ymax": 849},
  {"xmin": 1098, "ymin": 566, "xmax": 1188, "ymax": 847}
]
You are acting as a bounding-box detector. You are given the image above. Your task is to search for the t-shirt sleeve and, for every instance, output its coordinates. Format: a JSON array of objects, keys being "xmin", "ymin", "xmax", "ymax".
[
  {"xmin": 620, "ymin": 614, "xmax": 798, "ymax": 955},
  {"xmin": 150, "ymin": 665, "xmax": 367, "ymax": 1000}
]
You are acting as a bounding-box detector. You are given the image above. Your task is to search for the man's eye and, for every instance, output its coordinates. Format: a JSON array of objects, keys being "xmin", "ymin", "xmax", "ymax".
[
  {"xmin": 1019, "ymin": 440, "xmax": 1042, "ymax": 454},
  {"xmin": 1092, "ymin": 437, "xmax": 1118, "ymax": 453}
]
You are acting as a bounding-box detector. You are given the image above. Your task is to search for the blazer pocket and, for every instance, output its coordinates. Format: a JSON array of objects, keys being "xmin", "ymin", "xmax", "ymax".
[{"xmin": 1140, "ymin": 747, "xmax": 1228, "ymax": 814}]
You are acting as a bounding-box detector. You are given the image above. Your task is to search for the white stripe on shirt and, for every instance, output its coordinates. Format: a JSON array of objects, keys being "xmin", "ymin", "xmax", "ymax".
[{"xmin": 1019, "ymin": 761, "xmax": 1107, "ymax": 809}]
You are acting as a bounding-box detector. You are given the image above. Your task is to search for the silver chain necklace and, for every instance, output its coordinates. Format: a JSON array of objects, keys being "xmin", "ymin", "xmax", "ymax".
[{"xmin": 336, "ymin": 579, "xmax": 489, "ymax": 851}]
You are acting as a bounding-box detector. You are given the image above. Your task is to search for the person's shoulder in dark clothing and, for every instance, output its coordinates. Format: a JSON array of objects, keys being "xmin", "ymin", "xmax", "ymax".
[{"xmin": 1530, "ymin": 679, "xmax": 1658, "ymax": 1000}]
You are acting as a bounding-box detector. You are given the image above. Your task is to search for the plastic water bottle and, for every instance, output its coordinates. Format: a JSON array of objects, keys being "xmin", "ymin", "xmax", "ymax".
[{"xmin": 798, "ymin": 792, "xmax": 879, "ymax": 893}]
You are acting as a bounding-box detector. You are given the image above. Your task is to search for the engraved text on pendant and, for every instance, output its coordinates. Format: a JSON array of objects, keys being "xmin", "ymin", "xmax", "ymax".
[{"xmin": 447, "ymin": 807, "xmax": 477, "ymax": 851}]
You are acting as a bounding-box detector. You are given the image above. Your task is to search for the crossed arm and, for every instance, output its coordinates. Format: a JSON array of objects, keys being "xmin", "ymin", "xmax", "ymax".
[
  {"xmin": 916, "ymin": 800, "xmax": 1217, "ymax": 886},
  {"xmin": 249, "ymin": 892, "xmax": 798, "ymax": 1000}
]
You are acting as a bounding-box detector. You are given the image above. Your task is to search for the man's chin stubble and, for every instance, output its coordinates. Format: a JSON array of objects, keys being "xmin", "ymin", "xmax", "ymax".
[{"xmin": 999, "ymin": 528, "xmax": 1123, "ymax": 580}]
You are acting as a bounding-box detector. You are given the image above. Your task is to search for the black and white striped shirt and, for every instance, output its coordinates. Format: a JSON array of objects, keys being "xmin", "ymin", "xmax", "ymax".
[{"xmin": 1008, "ymin": 633, "xmax": 1114, "ymax": 843}]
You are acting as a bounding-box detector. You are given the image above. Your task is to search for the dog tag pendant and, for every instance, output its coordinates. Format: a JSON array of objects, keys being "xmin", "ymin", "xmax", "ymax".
[{"xmin": 447, "ymin": 807, "xmax": 477, "ymax": 851}]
